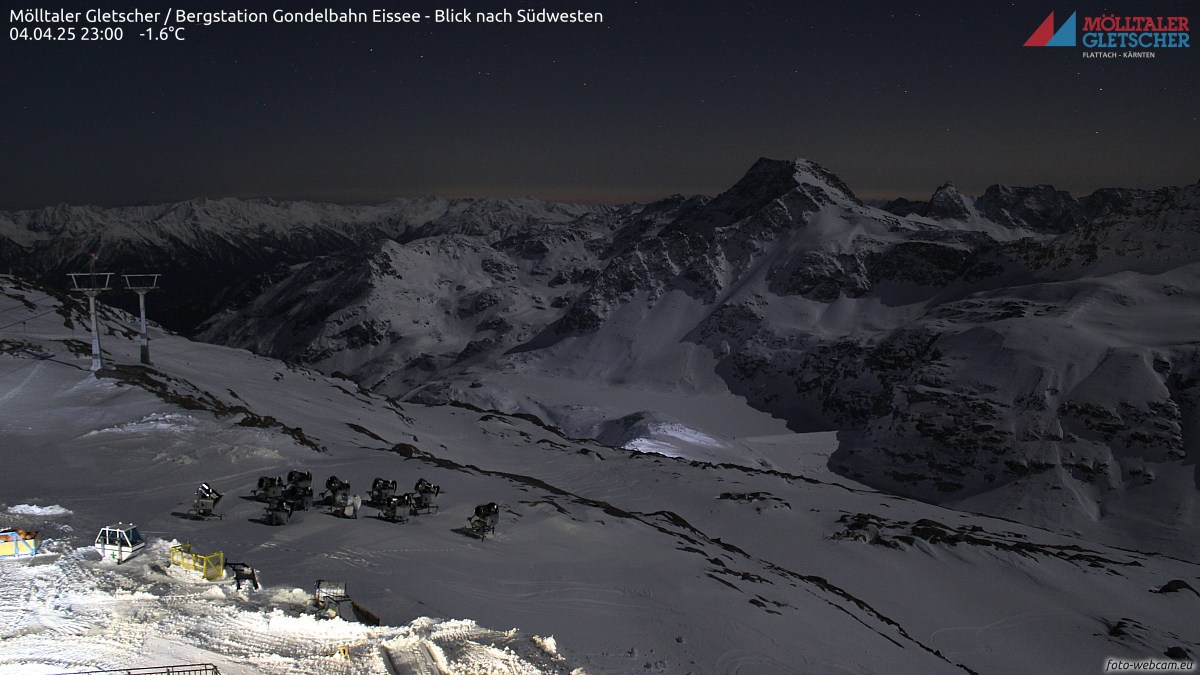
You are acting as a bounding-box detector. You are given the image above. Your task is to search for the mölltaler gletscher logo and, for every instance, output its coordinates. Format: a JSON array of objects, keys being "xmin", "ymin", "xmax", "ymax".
[
  {"xmin": 1024, "ymin": 10, "xmax": 1191, "ymax": 51},
  {"xmin": 1024, "ymin": 11, "xmax": 1077, "ymax": 46}
]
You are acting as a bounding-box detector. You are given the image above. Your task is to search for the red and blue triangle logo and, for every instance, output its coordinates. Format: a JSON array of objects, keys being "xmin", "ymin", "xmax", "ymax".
[{"xmin": 1024, "ymin": 11, "xmax": 1077, "ymax": 47}]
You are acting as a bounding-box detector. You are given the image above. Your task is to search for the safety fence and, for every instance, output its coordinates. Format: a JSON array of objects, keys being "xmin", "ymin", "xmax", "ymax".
[{"xmin": 169, "ymin": 543, "xmax": 224, "ymax": 581}]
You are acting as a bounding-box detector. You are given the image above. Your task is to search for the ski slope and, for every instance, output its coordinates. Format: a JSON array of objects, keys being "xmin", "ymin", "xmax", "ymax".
[
  {"xmin": 1, "ymin": 276, "xmax": 1197, "ymax": 673},
  {"xmin": 0, "ymin": 538, "xmax": 564, "ymax": 675}
]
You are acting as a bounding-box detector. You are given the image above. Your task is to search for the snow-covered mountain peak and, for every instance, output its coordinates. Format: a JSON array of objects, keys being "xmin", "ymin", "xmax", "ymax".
[
  {"xmin": 976, "ymin": 182, "xmax": 1082, "ymax": 232},
  {"xmin": 658, "ymin": 157, "xmax": 861, "ymax": 238},
  {"xmin": 738, "ymin": 156, "xmax": 860, "ymax": 205},
  {"xmin": 925, "ymin": 180, "xmax": 973, "ymax": 220}
]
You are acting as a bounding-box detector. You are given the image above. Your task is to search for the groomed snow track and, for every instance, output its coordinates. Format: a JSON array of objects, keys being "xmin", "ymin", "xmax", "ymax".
[{"xmin": 0, "ymin": 540, "xmax": 566, "ymax": 675}]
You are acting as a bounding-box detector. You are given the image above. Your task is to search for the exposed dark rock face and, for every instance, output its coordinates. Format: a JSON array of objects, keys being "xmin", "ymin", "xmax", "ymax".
[{"xmin": 975, "ymin": 184, "xmax": 1084, "ymax": 233}]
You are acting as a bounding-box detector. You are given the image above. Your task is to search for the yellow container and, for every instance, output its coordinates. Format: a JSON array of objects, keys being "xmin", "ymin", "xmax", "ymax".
[{"xmin": 0, "ymin": 530, "xmax": 41, "ymax": 558}]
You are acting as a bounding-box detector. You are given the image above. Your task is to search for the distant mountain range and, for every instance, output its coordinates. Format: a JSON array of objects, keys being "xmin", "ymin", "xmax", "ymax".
[
  {"xmin": 4, "ymin": 159, "xmax": 1197, "ymax": 547},
  {"xmin": 0, "ymin": 196, "xmax": 622, "ymax": 332}
]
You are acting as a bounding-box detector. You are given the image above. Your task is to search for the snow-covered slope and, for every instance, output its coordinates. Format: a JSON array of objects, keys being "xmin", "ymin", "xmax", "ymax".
[
  {"xmin": 192, "ymin": 160, "xmax": 1200, "ymax": 558},
  {"xmin": 0, "ymin": 537, "xmax": 562, "ymax": 675},
  {"xmin": 3, "ymin": 274, "xmax": 1199, "ymax": 673}
]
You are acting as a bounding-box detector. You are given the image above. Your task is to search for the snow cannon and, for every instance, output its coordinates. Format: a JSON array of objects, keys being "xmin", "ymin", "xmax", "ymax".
[
  {"xmin": 368, "ymin": 477, "xmax": 397, "ymax": 505},
  {"xmin": 330, "ymin": 492, "xmax": 362, "ymax": 519},
  {"xmin": 253, "ymin": 475, "xmax": 284, "ymax": 502},
  {"xmin": 197, "ymin": 482, "xmax": 222, "ymax": 502},
  {"xmin": 378, "ymin": 493, "xmax": 413, "ymax": 523},
  {"xmin": 262, "ymin": 498, "xmax": 292, "ymax": 526},
  {"xmin": 287, "ymin": 470, "xmax": 313, "ymax": 489},
  {"xmin": 0, "ymin": 528, "xmax": 42, "ymax": 559},
  {"xmin": 283, "ymin": 481, "xmax": 313, "ymax": 511},
  {"xmin": 225, "ymin": 561, "xmax": 261, "ymax": 591},
  {"xmin": 312, "ymin": 580, "xmax": 380, "ymax": 625},
  {"xmin": 412, "ymin": 478, "xmax": 441, "ymax": 514},
  {"xmin": 187, "ymin": 482, "xmax": 224, "ymax": 519},
  {"xmin": 323, "ymin": 476, "xmax": 351, "ymax": 505},
  {"xmin": 312, "ymin": 579, "xmax": 349, "ymax": 619},
  {"xmin": 94, "ymin": 523, "xmax": 146, "ymax": 563},
  {"xmin": 469, "ymin": 503, "xmax": 500, "ymax": 539},
  {"xmin": 283, "ymin": 470, "xmax": 314, "ymax": 510}
]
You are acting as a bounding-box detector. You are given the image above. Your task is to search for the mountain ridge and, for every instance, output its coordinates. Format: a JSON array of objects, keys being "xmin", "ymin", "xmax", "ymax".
[{"xmin": 4, "ymin": 158, "xmax": 1197, "ymax": 556}]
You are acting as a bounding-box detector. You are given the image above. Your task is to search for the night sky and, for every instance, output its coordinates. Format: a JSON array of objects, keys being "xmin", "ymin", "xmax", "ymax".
[{"xmin": 3, "ymin": 0, "xmax": 1196, "ymax": 210}]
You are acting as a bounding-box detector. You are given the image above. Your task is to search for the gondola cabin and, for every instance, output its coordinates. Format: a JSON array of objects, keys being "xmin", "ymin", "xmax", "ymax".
[{"xmin": 94, "ymin": 523, "xmax": 146, "ymax": 563}]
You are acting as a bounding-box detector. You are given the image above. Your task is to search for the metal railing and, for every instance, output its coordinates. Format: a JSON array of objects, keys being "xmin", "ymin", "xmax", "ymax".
[
  {"xmin": 54, "ymin": 664, "xmax": 221, "ymax": 675},
  {"xmin": 169, "ymin": 543, "xmax": 225, "ymax": 581}
]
